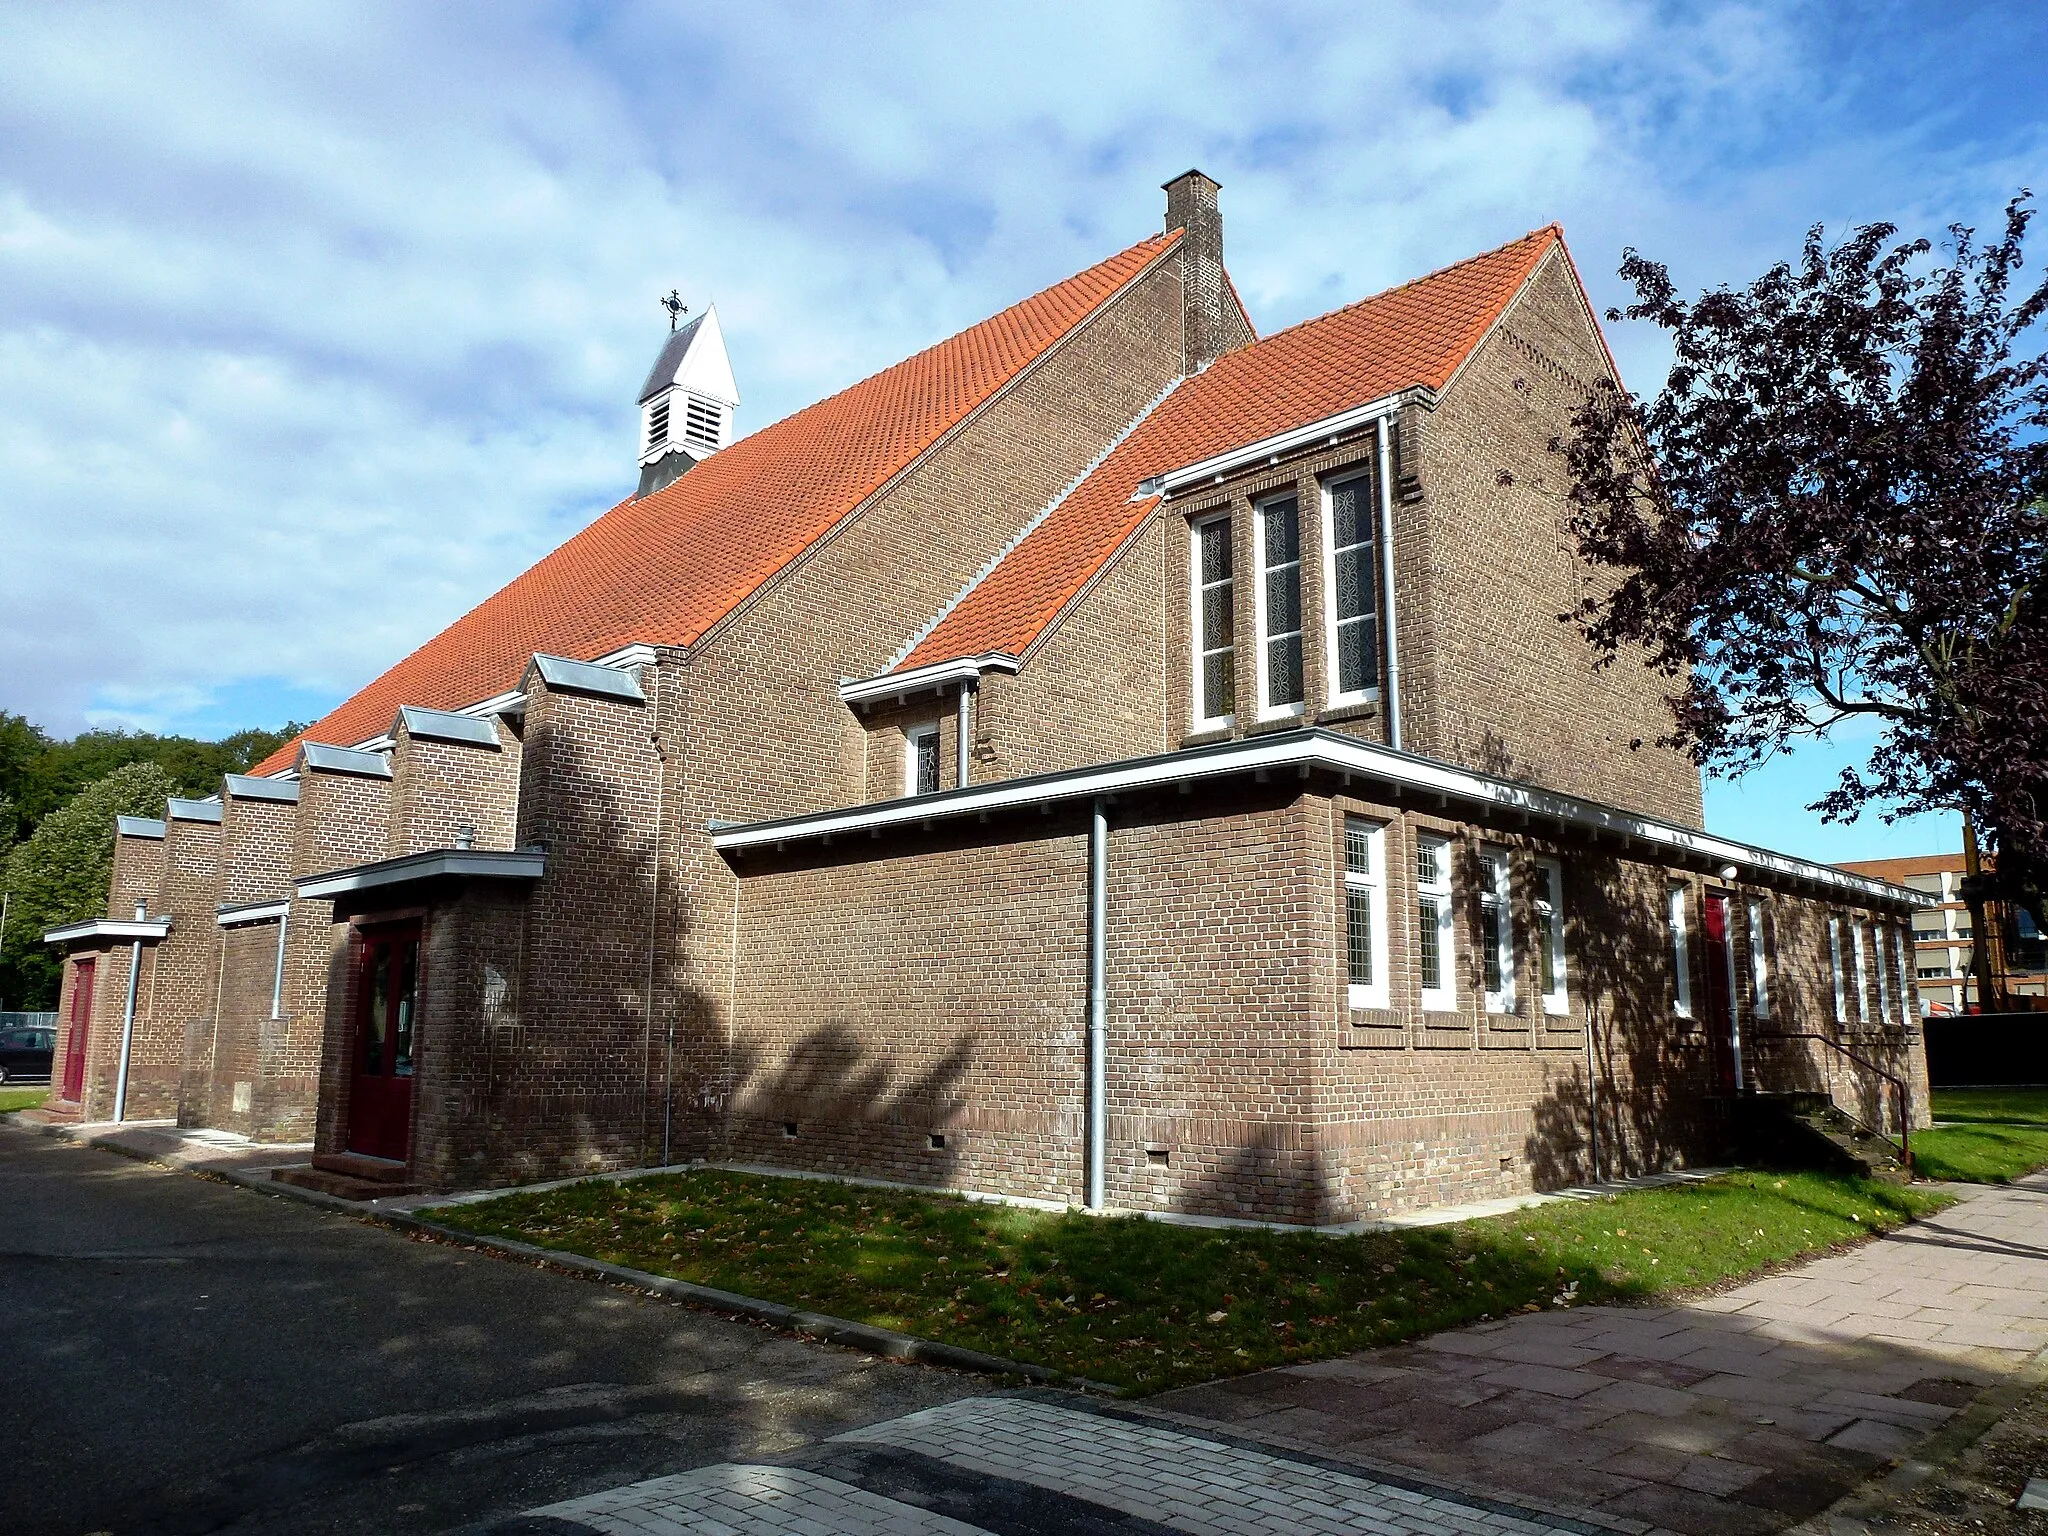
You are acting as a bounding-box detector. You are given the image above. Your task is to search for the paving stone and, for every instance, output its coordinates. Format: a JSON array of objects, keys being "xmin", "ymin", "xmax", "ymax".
[
  {"xmin": 1824, "ymin": 1417, "xmax": 1922, "ymax": 1459},
  {"xmin": 1590, "ymin": 1482, "xmax": 1783, "ymax": 1536},
  {"xmin": 1584, "ymin": 1357, "xmax": 1716, "ymax": 1390},
  {"xmin": 1473, "ymin": 1362, "xmax": 1611, "ymax": 1398},
  {"xmin": 1580, "ymin": 1378, "xmax": 1704, "ymax": 1419}
]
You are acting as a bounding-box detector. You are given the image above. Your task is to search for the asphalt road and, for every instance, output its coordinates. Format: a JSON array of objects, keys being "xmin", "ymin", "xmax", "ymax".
[{"xmin": 0, "ymin": 1124, "xmax": 979, "ymax": 1536}]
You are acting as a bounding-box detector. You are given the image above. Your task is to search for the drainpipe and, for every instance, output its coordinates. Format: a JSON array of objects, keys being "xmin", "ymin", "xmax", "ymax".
[
  {"xmin": 1375, "ymin": 415, "xmax": 1404, "ymax": 752},
  {"xmin": 957, "ymin": 679, "xmax": 973, "ymax": 789},
  {"xmin": 114, "ymin": 900, "xmax": 144, "ymax": 1122},
  {"xmin": 1086, "ymin": 801, "xmax": 1108, "ymax": 1210},
  {"xmin": 269, "ymin": 905, "xmax": 290, "ymax": 1020}
]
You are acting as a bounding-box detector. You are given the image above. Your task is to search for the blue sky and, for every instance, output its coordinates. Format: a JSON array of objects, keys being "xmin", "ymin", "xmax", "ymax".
[{"xmin": 3, "ymin": 1, "xmax": 2043, "ymax": 862}]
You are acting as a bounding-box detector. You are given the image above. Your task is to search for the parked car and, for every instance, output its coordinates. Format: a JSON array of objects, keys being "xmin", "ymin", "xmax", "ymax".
[{"xmin": 0, "ymin": 1025, "xmax": 54, "ymax": 1082}]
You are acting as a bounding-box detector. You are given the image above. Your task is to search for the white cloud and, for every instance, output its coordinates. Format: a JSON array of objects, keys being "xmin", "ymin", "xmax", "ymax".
[{"xmin": 1, "ymin": 0, "xmax": 2042, "ymax": 775}]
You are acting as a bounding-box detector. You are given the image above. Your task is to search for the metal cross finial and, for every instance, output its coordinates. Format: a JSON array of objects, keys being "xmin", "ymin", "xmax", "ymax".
[{"xmin": 660, "ymin": 289, "xmax": 688, "ymax": 331}]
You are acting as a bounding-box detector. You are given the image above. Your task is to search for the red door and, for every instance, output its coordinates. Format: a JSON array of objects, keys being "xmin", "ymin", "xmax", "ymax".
[
  {"xmin": 346, "ymin": 925, "xmax": 420, "ymax": 1161},
  {"xmin": 1701, "ymin": 894, "xmax": 1737, "ymax": 1093},
  {"xmin": 61, "ymin": 959, "xmax": 95, "ymax": 1101}
]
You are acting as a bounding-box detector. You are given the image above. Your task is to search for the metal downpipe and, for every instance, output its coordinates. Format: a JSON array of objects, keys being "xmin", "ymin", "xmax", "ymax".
[
  {"xmin": 114, "ymin": 901, "xmax": 144, "ymax": 1122},
  {"xmin": 1375, "ymin": 414, "xmax": 1404, "ymax": 752},
  {"xmin": 1087, "ymin": 801, "xmax": 1108, "ymax": 1210}
]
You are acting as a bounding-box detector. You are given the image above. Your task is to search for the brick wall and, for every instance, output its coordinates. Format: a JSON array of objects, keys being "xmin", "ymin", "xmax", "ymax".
[
  {"xmin": 1408, "ymin": 248, "xmax": 1702, "ymax": 825},
  {"xmin": 204, "ymin": 788, "xmax": 298, "ymax": 1136},
  {"xmin": 299, "ymin": 761, "xmax": 396, "ymax": 1151},
  {"xmin": 155, "ymin": 814, "xmax": 226, "ymax": 1129},
  {"xmin": 715, "ymin": 779, "xmax": 1925, "ymax": 1224},
  {"xmin": 387, "ymin": 717, "xmax": 522, "ymax": 853}
]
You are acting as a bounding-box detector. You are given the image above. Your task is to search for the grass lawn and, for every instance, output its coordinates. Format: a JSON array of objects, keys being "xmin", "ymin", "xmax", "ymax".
[
  {"xmin": 430, "ymin": 1167, "xmax": 1946, "ymax": 1394},
  {"xmin": 0, "ymin": 1086, "xmax": 49, "ymax": 1114},
  {"xmin": 1915, "ymin": 1086, "xmax": 2048, "ymax": 1184}
]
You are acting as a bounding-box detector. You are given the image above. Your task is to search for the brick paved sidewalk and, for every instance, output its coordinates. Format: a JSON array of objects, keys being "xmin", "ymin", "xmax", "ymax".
[{"xmin": 1146, "ymin": 1175, "xmax": 2048, "ymax": 1536}]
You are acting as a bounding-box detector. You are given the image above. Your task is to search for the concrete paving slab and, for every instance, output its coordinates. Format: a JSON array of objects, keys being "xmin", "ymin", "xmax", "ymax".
[{"xmin": 1150, "ymin": 1175, "xmax": 2048, "ymax": 1536}]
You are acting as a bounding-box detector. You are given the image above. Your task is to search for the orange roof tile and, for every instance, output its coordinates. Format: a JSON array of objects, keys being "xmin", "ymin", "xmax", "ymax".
[
  {"xmin": 895, "ymin": 226, "xmax": 1564, "ymax": 673},
  {"xmin": 252, "ymin": 231, "xmax": 1183, "ymax": 775}
]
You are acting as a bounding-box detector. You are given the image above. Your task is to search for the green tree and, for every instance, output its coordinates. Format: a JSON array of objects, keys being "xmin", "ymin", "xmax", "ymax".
[{"xmin": 0, "ymin": 762, "xmax": 176, "ymax": 1010}]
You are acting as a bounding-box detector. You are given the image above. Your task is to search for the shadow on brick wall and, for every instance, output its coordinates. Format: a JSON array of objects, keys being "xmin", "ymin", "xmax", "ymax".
[
  {"xmin": 1527, "ymin": 856, "xmax": 1716, "ymax": 1186},
  {"xmin": 718, "ymin": 1022, "xmax": 976, "ymax": 1184}
]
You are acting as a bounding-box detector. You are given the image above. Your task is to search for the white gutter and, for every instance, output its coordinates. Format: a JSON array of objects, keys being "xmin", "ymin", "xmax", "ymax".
[
  {"xmin": 1146, "ymin": 388, "xmax": 1434, "ymax": 498},
  {"xmin": 710, "ymin": 728, "xmax": 1927, "ymax": 908},
  {"xmin": 1375, "ymin": 414, "xmax": 1404, "ymax": 752},
  {"xmin": 1086, "ymin": 802, "xmax": 1108, "ymax": 1210},
  {"xmin": 296, "ymin": 847, "xmax": 546, "ymax": 900},
  {"xmin": 43, "ymin": 917, "xmax": 173, "ymax": 944},
  {"xmin": 115, "ymin": 902, "xmax": 145, "ymax": 1122},
  {"xmin": 216, "ymin": 899, "xmax": 289, "ymax": 926},
  {"xmin": 839, "ymin": 654, "xmax": 1020, "ymax": 706}
]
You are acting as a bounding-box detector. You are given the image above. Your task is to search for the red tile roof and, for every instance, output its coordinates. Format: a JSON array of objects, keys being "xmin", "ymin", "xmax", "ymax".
[
  {"xmin": 252, "ymin": 231, "xmax": 1184, "ymax": 775},
  {"xmin": 895, "ymin": 226, "xmax": 1567, "ymax": 673}
]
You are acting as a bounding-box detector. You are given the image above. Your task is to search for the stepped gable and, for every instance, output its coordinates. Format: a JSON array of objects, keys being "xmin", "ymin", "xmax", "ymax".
[
  {"xmin": 251, "ymin": 230, "xmax": 1184, "ymax": 774},
  {"xmin": 894, "ymin": 225, "xmax": 1569, "ymax": 672}
]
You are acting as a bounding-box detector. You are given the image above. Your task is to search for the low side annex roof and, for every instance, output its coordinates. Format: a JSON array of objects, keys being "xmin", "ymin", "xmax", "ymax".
[{"xmin": 250, "ymin": 231, "xmax": 1182, "ymax": 775}]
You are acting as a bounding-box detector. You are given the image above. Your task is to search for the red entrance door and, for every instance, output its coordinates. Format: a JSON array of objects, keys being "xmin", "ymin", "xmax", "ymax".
[
  {"xmin": 346, "ymin": 925, "xmax": 420, "ymax": 1161},
  {"xmin": 1701, "ymin": 894, "xmax": 1737, "ymax": 1093},
  {"xmin": 61, "ymin": 959, "xmax": 95, "ymax": 1102}
]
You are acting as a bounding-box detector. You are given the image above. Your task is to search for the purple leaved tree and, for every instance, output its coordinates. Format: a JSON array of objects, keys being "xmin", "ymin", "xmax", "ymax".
[{"xmin": 1554, "ymin": 198, "xmax": 2048, "ymax": 1010}]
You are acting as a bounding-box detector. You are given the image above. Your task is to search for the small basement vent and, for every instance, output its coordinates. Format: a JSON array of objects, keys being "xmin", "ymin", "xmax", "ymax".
[
  {"xmin": 683, "ymin": 394, "xmax": 724, "ymax": 451},
  {"xmin": 646, "ymin": 397, "xmax": 670, "ymax": 451}
]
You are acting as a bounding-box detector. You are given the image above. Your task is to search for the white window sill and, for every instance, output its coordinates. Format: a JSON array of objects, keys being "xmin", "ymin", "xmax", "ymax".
[
  {"xmin": 1347, "ymin": 985, "xmax": 1389, "ymax": 1011},
  {"xmin": 1258, "ymin": 703, "xmax": 1307, "ymax": 723}
]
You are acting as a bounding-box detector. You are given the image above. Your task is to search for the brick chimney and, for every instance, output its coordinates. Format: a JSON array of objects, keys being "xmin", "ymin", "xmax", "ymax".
[{"xmin": 1163, "ymin": 169, "xmax": 1230, "ymax": 373}]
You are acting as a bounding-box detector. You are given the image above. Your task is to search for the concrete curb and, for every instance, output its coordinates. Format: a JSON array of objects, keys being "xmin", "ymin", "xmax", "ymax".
[{"xmin": 4, "ymin": 1118, "xmax": 1108, "ymax": 1395}]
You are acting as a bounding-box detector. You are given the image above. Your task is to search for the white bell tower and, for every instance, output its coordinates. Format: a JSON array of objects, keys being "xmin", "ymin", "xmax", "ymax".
[{"xmin": 636, "ymin": 303, "xmax": 738, "ymax": 497}]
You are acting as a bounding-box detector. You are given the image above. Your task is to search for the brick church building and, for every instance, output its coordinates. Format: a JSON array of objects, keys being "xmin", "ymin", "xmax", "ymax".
[{"xmin": 45, "ymin": 173, "xmax": 1929, "ymax": 1221}]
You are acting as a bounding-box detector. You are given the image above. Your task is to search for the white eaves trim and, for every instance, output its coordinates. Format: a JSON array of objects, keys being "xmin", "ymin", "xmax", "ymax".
[
  {"xmin": 839, "ymin": 654, "xmax": 1021, "ymax": 706},
  {"xmin": 216, "ymin": 899, "xmax": 288, "ymax": 926},
  {"xmin": 296, "ymin": 848, "xmax": 546, "ymax": 900},
  {"xmin": 44, "ymin": 917, "xmax": 172, "ymax": 945},
  {"xmin": 710, "ymin": 728, "xmax": 1926, "ymax": 909},
  {"xmin": 525, "ymin": 652, "xmax": 646, "ymax": 702},
  {"xmin": 1146, "ymin": 387, "xmax": 1434, "ymax": 498}
]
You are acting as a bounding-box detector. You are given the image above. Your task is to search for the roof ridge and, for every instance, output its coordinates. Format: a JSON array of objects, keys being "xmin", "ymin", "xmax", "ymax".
[
  {"xmin": 684, "ymin": 229, "xmax": 1184, "ymax": 466},
  {"xmin": 1233, "ymin": 224, "xmax": 1560, "ymax": 357},
  {"xmin": 881, "ymin": 373, "xmax": 1188, "ymax": 673}
]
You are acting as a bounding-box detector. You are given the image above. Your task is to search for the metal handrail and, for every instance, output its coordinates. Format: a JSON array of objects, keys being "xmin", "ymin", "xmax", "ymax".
[{"xmin": 1751, "ymin": 1030, "xmax": 1913, "ymax": 1171}]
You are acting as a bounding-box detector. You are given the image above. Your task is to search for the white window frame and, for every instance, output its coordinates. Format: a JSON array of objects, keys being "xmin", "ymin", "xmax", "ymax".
[
  {"xmin": 1534, "ymin": 856, "xmax": 1568, "ymax": 1016},
  {"xmin": 1344, "ymin": 818, "xmax": 1389, "ymax": 1011},
  {"xmin": 1479, "ymin": 845, "xmax": 1516, "ymax": 1015},
  {"xmin": 1829, "ymin": 916, "xmax": 1848, "ymax": 1023},
  {"xmin": 1670, "ymin": 883, "xmax": 1694, "ymax": 1017},
  {"xmin": 904, "ymin": 722, "xmax": 940, "ymax": 798},
  {"xmin": 1893, "ymin": 927, "xmax": 1914, "ymax": 1018},
  {"xmin": 1319, "ymin": 470, "xmax": 1381, "ymax": 709},
  {"xmin": 1747, "ymin": 899, "xmax": 1772, "ymax": 1019},
  {"xmin": 1852, "ymin": 920, "xmax": 1870, "ymax": 1023},
  {"xmin": 1874, "ymin": 921, "xmax": 1893, "ymax": 1023},
  {"xmin": 1416, "ymin": 833, "xmax": 1456, "ymax": 1012},
  {"xmin": 1251, "ymin": 491, "xmax": 1306, "ymax": 722},
  {"xmin": 1190, "ymin": 512, "xmax": 1236, "ymax": 731}
]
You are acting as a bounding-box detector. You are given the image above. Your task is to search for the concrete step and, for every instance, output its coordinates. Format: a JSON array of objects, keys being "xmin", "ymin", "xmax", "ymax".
[
  {"xmin": 271, "ymin": 1164, "xmax": 421, "ymax": 1201},
  {"xmin": 311, "ymin": 1151, "xmax": 413, "ymax": 1183}
]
